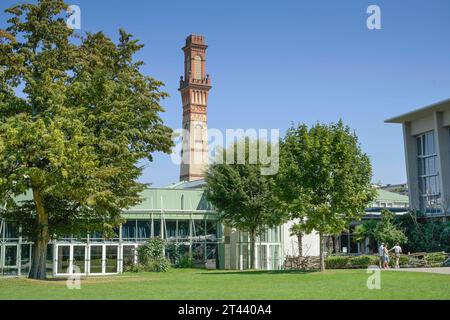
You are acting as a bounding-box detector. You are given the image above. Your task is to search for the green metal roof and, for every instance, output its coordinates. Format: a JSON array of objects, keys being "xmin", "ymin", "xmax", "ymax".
[
  {"xmin": 375, "ymin": 189, "xmax": 409, "ymax": 203},
  {"xmin": 127, "ymin": 188, "xmax": 212, "ymax": 212},
  {"xmin": 7, "ymin": 188, "xmax": 213, "ymax": 212},
  {"xmin": 7, "ymin": 185, "xmax": 408, "ymax": 214}
]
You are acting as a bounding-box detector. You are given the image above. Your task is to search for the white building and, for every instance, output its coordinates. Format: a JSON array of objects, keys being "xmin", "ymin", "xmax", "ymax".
[{"xmin": 386, "ymin": 98, "xmax": 450, "ymax": 217}]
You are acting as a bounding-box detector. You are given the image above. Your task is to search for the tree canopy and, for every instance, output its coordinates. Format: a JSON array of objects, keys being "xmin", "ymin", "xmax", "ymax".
[
  {"xmin": 276, "ymin": 121, "xmax": 377, "ymax": 270},
  {"xmin": 0, "ymin": 0, "xmax": 173, "ymax": 279},
  {"xmin": 372, "ymin": 210, "xmax": 408, "ymax": 247},
  {"xmin": 205, "ymin": 139, "xmax": 285, "ymax": 269}
]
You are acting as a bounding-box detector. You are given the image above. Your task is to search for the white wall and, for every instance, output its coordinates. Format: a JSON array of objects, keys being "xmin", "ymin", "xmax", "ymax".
[{"xmin": 282, "ymin": 220, "xmax": 320, "ymax": 257}]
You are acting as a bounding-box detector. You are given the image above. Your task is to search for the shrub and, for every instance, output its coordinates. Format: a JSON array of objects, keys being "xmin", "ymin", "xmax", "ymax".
[
  {"xmin": 146, "ymin": 259, "xmax": 171, "ymax": 272},
  {"xmin": 165, "ymin": 242, "xmax": 194, "ymax": 268},
  {"xmin": 175, "ymin": 256, "xmax": 195, "ymax": 269},
  {"xmin": 350, "ymin": 255, "xmax": 379, "ymax": 268},
  {"xmin": 398, "ymin": 255, "xmax": 409, "ymax": 267},
  {"xmin": 325, "ymin": 256, "xmax": 350, "ymax": 269},
  {"xmin": 126, "ymin": 263, "xmax": 146, "ymax": 273},
  {"xmin": 129, "ymin": 238, "xmax": 170, "ymax": 273},
  {"xmin": 426, "ymin": 252, "xmax": 448, "ymax": 267},
  {"xmin": 388, "ymin": 254, "xmax": 409, "ymax": 268}
]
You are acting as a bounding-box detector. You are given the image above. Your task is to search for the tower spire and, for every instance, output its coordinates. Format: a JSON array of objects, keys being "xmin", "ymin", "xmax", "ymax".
[{"xmin": 179, "ymin": 35, "xmax": 212, "ymax": 182}]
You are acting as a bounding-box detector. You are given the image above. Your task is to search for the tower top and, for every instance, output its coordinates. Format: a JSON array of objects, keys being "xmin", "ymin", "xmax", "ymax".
[
  {"xmin": 183, "ymin": 34, "xmax": 208, "ymax": 50},
  {"xmin": 180, "ymin": 34, "xmax": 211, "ymax": 90},
  {"xmin": 186, "ymin": 34, "xmax": 205, "ymax": 45}
]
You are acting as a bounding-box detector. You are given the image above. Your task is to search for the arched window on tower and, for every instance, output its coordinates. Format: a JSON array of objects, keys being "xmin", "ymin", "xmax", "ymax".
[
  {"xmin": 195, "ymin": 124, "xmax": 203, "ymax": 143},
  {"xmin": 194, "ymin": 56, "xmax": 202, "ymax": 80}
]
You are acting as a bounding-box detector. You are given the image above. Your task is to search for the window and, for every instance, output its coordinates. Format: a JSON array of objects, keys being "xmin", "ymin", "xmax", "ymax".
[
  {"xmin": 73, "ymin": 246, "xmax": 86, "ymax": 274},
  {"xmin": 137, "ymin": 220, "xmax": 151, "ymax": 240},
  {"xmin": 193, "ymin": 220, "xmax": 206, "ymax": 241},
  {"xmin": 122, "ymin": 220, "xmax": 136, "ymax": 240},
  {"xmin": 4, "ymin": 222, "xmax": 18, "ymax": 239},
  {"xmin": 178, "ymin": 220, "xmax": 190, "ymax": 239},
  {"xmin": 165, "ymin": 220, "xmax": 177, "ymax": 240},
  {"xmin": 153, "ymin": 220, "xmax": 161, "ymax": 237},
  {"xmin": 89, "ymin": 246, "xmax": 103, "ymax": 274},
  {"xmin": 194, "ymin": 56, "xmax": 202, "ymax": 80},
  {"xmin": 21, "ymin": 244, "xmax": 31, "ymax": 275},
  {"xmin": 4, "ymin": 245, "xmax": 17, "ymax": 267},
  {"xmin": 195, "ymin": 124, "xmax": 204, "ymax": 142},
  {"xmin": 57, "ymin": 246, "xmax": 70, "ymax": 274},
  {"xmin": 205, "ymin": 221, "xmax": 217, "ymax": 242},
  {"xmin": 122, "ymin": 246, "xmax": 136, "ymax": 268},
  {"xmin": 105, "ymin": 246, "xmax": 118, "ymax": 273},
  {"xmin": 417, "ymin": 131, "xmax": 440, "ymax": 213}
]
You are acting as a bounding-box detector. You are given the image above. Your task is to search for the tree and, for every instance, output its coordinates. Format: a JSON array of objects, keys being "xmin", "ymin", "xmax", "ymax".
[
  {"xmin": 289, "ymin": 220, "xmax": 309, "ymax": 257},
  {"xmin": 276, "ymin": 121, "xmax": 377, "ymax": 271},
  {"xmin": 373, "ymin": 210, "xmax": 407, "ymax": 247},
  {"xmin": 354, "ymin": 212, "xmax": 408, "ymax": 251},
  {"xmin": 353, "ymin": 219, "xmax": 378, "ymax": 251},
  {"xmin": 0, "ymin": 0, "xmax": 173, "ymax": 279},
  {"xmin": 205, "ymin": 140, "xmax": 285, "ymax": 269},
  {"xmin": 399, "ymin": 213, "xmax": 450, "ymax": 253}
]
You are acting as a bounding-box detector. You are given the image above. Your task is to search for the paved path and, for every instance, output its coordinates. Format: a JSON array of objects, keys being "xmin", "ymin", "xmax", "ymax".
[{"xmin": 392, "ymin": 267, "xmax": 450, "ymax": 275}]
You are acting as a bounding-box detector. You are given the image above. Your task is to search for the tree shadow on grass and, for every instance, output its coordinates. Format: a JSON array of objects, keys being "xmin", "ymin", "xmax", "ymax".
[{"xmin": 199, "ymin": 270, "xmax": 320, "ymax": 276}]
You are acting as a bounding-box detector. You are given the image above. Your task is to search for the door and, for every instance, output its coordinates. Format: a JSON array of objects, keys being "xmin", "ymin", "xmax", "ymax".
[
  {"xmin": 3, "ymin": 245, "xmax": 19, "ymax": 276},
  {"xmin": 105, "ymin": 246, "xmax": 118, "ymax": 273},
  {"xmin": 57, "ymin": 245, "xmax": 71, "ymax": 274},
  {"xmin": 72, "ymin": 246, "xmax": 86, "ymax": 274},
  {"xmin": 89, "ymin": 245, "xmax": 103, "ymax": 274},
  {"xmin": 88, "ymin": 245, "xmax": 119, "ymax": 275},
  {"xmin": 4, "ymin": 245, "xmax": 18, "ymax": 268}
]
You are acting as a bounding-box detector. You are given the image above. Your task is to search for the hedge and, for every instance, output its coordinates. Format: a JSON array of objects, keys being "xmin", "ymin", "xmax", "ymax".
[
  {"xmin": 325, "ymin": 255, "xmax": 378, "ymax": 269},
  {"xmin": 325, "ymin": 252, "xmax": 449, "ymax": 269}
]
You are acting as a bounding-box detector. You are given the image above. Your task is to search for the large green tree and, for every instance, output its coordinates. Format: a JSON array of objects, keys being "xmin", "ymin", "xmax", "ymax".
[
  {"xmin": 0, "ymin": 0, "xmax": 173, "ymax": 279},
  {"xmin": 372, "ymin": 210, "xmax": 408, "ymax": 247},
  {"xmin": 276, "ymin": 121, "xmax": 377, "ymax": 271},
  {"xmin": 205, "ymin": 140, "xmax": 285, "ymax": 269}
]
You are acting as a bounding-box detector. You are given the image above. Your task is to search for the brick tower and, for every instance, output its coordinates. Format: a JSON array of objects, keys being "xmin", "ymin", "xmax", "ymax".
[{"xmin": 179, "ymin": 35, "xmax": 212, "ymax": 182}]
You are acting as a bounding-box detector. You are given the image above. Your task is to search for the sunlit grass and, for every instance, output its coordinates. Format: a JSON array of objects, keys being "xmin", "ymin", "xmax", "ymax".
[{"xmin": 1, "ymin": 268, "xmax": 449, "ymax": 300}]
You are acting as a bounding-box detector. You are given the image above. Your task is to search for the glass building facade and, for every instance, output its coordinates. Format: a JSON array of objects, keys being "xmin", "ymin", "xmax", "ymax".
[
  {"xmin": 0, "ymin": 216, "xmax": 221, "ymax": 277},
  {"xmin": 0, "ymin": 186, "xmax": 283, "ymax": 277}
]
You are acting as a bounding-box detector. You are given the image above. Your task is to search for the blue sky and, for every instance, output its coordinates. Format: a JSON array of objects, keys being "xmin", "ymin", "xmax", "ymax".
[{"xmin": 2, "ymin": 0, "xmax": 450, "ymax": 187}]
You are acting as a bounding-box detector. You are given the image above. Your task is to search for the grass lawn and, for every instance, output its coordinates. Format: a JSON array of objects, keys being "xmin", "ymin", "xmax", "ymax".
[{"xmin": 0, "ymin": 269, "xmax": 449, "ymax": 300}]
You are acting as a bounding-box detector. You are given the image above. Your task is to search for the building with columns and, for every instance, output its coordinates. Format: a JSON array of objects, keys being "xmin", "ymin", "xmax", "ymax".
[{"xmin": 386, "ymin": 98, "xmax": 450, "ymax": 217}]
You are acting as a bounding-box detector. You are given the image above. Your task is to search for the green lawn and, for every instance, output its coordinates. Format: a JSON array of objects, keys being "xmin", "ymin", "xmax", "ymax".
[{"xmin": 0, "ymin": 269, "xmax": 449, "ymax": 300}]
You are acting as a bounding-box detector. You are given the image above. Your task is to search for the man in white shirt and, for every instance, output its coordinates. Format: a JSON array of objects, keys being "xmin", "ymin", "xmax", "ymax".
[{"xmin": 390, "ymin": 243, "xmax": 402, "ymax": 269}]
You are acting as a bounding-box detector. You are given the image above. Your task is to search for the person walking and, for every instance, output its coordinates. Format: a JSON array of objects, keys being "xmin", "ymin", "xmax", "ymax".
[
  {"xmin": 390, "ymin": 243, "xmax": 402, "ymax": 269},
  {"xmin": 383, "ymin": 246, "xmax": 390, "ymax": 269},
  {"xmin": 378, "ymin": 243, "xmax": 385, "ymax": 268}
]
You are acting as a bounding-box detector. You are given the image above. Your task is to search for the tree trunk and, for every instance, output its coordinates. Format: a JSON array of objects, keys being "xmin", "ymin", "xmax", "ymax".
[
  {"xmin": 326, "ymin": 236, "xmax": 333, "ymax": 253},
  {"xmin": 29, "ymin": 188, "xmax": 50, "ymax": 280},
  {"xmin": 250, "ymin": 230, "xmax": 256, "ymax": 270},
  {"xmin": 319, "ymin": 232, "xmax": 325, "ymax": 272},
  {"xmin": 297, "ymin": 233, "xmax": 303, "ymax": 257}
]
